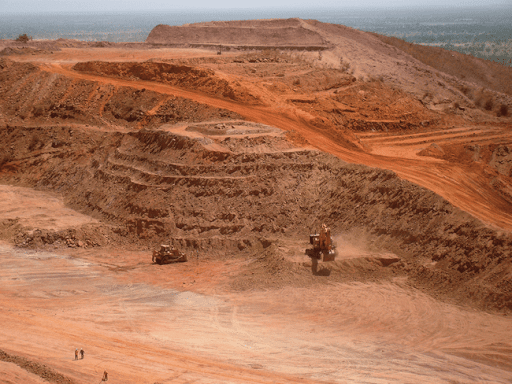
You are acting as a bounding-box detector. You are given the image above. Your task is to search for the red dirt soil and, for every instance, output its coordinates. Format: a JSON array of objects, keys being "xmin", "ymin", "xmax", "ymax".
[{"xmin": 0, "ymin": 18, "xmax": 511, "ymax": 384}]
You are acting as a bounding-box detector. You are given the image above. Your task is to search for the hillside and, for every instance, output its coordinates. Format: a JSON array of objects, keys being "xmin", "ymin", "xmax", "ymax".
[
  {"xmin": 0, "ymin": 18, "xmax": 511, "ymax": 384},
  {"xmin": 372, "ymin": 33, "xmax": 512, "ymax": 98},
  {"xmin": 146, "ymin": 18, "xmax": 327, "ymax": 48}
]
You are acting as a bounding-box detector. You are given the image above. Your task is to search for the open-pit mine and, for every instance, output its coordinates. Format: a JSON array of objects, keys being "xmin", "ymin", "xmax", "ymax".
[{"xmin": 0, "ymin": 18, "xmax": 511, "ymax": 384}]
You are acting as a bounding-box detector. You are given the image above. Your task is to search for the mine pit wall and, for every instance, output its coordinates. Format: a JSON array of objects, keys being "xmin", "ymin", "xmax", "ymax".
[
  {"xmin": 0, "ymin": 123, "xmax": 511, "ymax": 311},
  {"xmin": 72, "ymin": 61, "xmax": 261, "ymax": 105},
  {"xmin": 0, "ymin": 59, "xmax": 242, "ymax": 129},
  {"xmin": 145, "ymin": 25, "xmax": 326, "ymax": 46},
  {"xmin": 0, "ymin": 58, "xmax": 510, "ymax": 311}
]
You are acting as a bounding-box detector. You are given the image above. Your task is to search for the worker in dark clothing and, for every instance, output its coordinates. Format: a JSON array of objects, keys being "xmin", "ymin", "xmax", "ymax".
[
  {"xmin": 80, "ymin": 348, "xmax": 84, "ymax": 359},
  {"xmin": 102, "ymin": 370, "xmax": 108, "ymax": 381}
]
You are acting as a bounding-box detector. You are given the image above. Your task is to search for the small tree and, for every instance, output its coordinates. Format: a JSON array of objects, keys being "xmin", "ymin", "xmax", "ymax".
[{"xmin": 16, "ymin": 33, "xmax": 31, "ymax": 43}]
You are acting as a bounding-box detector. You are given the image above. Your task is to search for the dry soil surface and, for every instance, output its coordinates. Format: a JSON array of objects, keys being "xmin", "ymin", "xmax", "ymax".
[
  {"xmin": 1, "ymin": 236, "xmax": 512, "ymax": 384},
  {"xmin": 1, "ymin": 18, "xmax": 512, "ymax": 383},
  {"xmin": 0, "ymin": 182, "xmax": 511, "ymax": 383}
]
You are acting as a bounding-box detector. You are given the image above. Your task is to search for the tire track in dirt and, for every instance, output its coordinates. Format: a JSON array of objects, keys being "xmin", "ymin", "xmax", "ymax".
[
  {"xmin": 235, "ymin": 284, "xmax": 512, "ymax": 381},
  {"xmin": 97, "ymin": 84, "xmax": 116, "ymax": 118},
  {"xmin": 361, "ymin": 126, "xmax": 512, "ymax": 147},
  {"xmin": 1, "ymin": 230, "xmax": 512, "ymax": 384},
  {"xmin": 360, "ymin": 126, "xmax": 491, "ymax": 143},
  {"xmin": 0, "ymin": 244, "xmax": 329, "ymax": 384}
]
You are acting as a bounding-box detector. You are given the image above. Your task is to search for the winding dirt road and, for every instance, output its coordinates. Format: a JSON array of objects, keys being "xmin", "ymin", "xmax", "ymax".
[{"xmin": 41, "ymin": 62, "xmax": 512, "ymax": 231}]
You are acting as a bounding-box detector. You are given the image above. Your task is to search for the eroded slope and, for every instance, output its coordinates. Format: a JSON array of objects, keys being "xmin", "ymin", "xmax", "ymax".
[
  {"xmin": 0, "ymin": 59, "xmax": 241, "ymax": 129},
  {"xmin": 146, "ymin": 18, "xmax": 327, "ymax": 48},
  {"xmin": 1, "ymin": 118, "xmax": 511, "ymax": 311}
]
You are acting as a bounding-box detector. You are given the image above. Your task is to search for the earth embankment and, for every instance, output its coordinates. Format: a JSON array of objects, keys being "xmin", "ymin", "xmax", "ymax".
[
  {"xmin": 0, "ymin": 59, "xmax": 241, "ymax": 129},
  {"xmin": 72, "ymin": 61, "xmax": 261, "ymax": 105},
  {"xmin": 146, "ymin": 18, "xmax": 327, "ymax": 48},
  {"xmin": 1, "ymin": 120, "xmax": 511, "ymax": 311}
]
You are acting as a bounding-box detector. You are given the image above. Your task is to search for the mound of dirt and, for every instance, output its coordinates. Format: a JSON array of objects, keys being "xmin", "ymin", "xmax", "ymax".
[
  {"xmin": 73, "ymin": 61, "xmax": 260, "ymax": 104},
  {"xmin": 230, "ymin": 240, "xmax": 403, "ymax": 292},
  {"xmin": 0, "ymin": 47, "xmax": 53, "ymax": 56},
  {"xmin": 489, "ymin": 145, "xmax": 512, "ymax": 176},
  {"xmin": 146, "ymin": 18, "xmax": 326, "ymax": 48},
  {"xmin": 431, "ymin": 143, "xmax": 512, "ymax": 177},
  {"xmin": 0, "ymin": 58, "xmax": 241, "ymax": 128},
  {"xmin": 418, "ymin": 143, "xmax": 445, "ymax": 157},
  {"xmin": 417, "ymin": 142, "xmax": 512, "ymax": 204},
  {"xmin": 0, "ymin": 349, "xmax": 75, "ymax": 384},
  {"xmin": 318, "ymin": 80, "xmax": 439, "ymax": 132}
]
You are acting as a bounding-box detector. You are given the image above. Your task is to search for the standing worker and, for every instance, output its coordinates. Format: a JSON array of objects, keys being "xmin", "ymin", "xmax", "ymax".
[
  {"xmin": 80, "ymin": 348, "xmax": 84, "ymax": 359},
  {"xmin": 102, "ymin": 370, "xmax": 108, "ymax": 381},
  {"xmin": 74, "ymin": 349, "xmax": 78, "ymax": 360}
]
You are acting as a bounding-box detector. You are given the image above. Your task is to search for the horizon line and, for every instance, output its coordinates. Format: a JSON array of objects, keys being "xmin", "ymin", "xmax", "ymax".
[{"xmin": 1, "ymin": 3, "xmax": 511, "ymax": 15}]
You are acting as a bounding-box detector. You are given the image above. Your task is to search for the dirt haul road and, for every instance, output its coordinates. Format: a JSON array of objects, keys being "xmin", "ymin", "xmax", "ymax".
[
  {"xmin": 41, "ymin": 62, "xmax": 512, "ymax": 231},
  {"xmin": 1, "ymin": 240, "xmax": 512, "ymax": 384}
]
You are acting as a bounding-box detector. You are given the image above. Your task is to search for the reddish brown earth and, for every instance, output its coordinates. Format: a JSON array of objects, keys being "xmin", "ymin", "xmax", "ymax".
[{"xmin": 0, "ymin": 18, "xmax": 511, "ymax": 383}]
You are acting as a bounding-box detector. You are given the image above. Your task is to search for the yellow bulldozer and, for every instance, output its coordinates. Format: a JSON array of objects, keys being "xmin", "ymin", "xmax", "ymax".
[
  {"xmin": 305, "ymin": 224, "xmax": 337, "ymax": 262},
  {"xmin": 152, "ymin": 244, "xmax": 187, "ymax": 264}
]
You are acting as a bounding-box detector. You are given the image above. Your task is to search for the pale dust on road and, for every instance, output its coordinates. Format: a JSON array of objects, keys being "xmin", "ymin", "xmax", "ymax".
[
  {"xmin": 1, "ymin": 241, "xmax": 511, "ymax": 384},
  {"xmin": 0, "ymin": 184, "xmax": 98, "ymax": 231}
]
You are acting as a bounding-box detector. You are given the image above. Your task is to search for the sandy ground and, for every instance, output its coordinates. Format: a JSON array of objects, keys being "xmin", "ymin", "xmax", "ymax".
[
  {"xmin": 0, "ymin": 360, "xmax": 48, "ymax": 384},
  {"xmin": 2, "ymin": 243, "xmax": 512, "ymax": 384},
  {"xmin": 0, "ymin": 185, "xmax": 98, "ymax": 231},
  {"xmin": 1, "ymin": 23, "xmax": 512, "ymax": 382},
  {"xmin": 0, "ymin": 186, "xmax": 511, "ymax": 384}
]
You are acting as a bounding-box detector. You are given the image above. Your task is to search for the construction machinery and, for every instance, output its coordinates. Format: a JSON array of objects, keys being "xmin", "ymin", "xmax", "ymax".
[
  {"xmin": 305, "ymin": 224, "xmax": 337, "ymax": 262},
  {"xmin": 152, "ymin": 244, "xmax": 187, "ymax": 264}
]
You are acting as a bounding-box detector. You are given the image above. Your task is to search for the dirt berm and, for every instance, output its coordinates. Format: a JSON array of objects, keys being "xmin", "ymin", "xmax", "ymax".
[
  {"xmin": 72, "ymin": 61, "xmax": 261, "ymax": 105},
  {"xmin": 146, "ymin": 18, "xmax": 327, "ymax": 48},
  {"xmin": 0, "ymin": 59, "xmax": 242, "ymax": 129}
]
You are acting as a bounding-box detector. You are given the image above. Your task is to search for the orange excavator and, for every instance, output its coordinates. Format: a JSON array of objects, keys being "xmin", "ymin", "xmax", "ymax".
[{"xmin": 305, "ymin": 224, "xmax": 337, "ymax": 262}]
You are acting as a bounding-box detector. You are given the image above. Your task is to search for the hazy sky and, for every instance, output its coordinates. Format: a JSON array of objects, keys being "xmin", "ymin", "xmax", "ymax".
[{"xmin": 2, "ymin": 0, "xmax": 509, "ymax": 13}]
